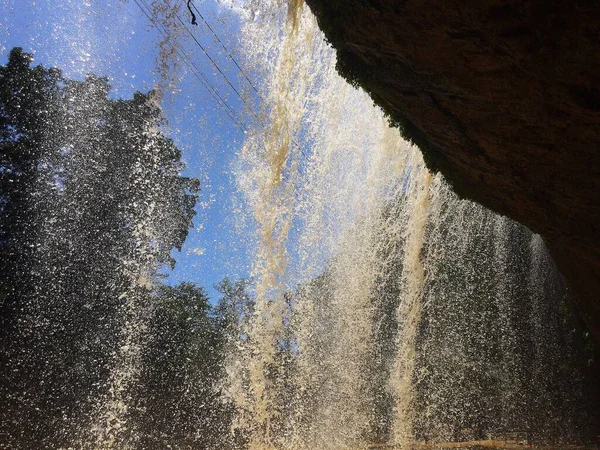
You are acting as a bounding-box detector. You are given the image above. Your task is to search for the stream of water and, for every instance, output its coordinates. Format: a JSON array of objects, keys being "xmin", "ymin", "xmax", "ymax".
[
  {"xmin": 1, "ymin": 1, "xmax": 598, "ymax": 449},
  {"xmin": 226, "ymin": 1, "xmax": 599, "ymax": 448}
]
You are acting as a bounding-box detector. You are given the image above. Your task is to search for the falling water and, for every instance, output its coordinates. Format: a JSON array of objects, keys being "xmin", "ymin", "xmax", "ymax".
[
  {"xmin": 2, "ymin": 0, "xmax": 598, "ymax": 448},
  {"xmin": 228, "ymin": 1, "xmax": 599, "ymax": 449},
  {"xmin": 88, "ymin": 106, "xmax": 169, "ymax": 449}
]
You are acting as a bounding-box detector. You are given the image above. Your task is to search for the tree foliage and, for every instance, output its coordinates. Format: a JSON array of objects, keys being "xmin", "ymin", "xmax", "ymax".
[
  {"xmin": 131, "ymin": 282, "xmax": 235, "ymax": 449},
  {"xmin": 0, "ymin": 47, "xmax": 200, "ymax": 448}
]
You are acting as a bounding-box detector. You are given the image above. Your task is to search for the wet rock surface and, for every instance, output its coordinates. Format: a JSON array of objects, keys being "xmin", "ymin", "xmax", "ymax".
[{"xmin": 304, "ymin": 0, "xmax": 600, "ymax": 340}]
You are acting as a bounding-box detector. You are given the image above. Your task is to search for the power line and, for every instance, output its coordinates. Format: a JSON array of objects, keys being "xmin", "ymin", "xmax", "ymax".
[
  {"xmin": 133, "ymin": 0, "xmax": 310, "ymax": 162},
  {"xmin": 188, "ymin": 0, "xmax": 262, "ymax": 98},
  {"xmin": 131, "ymin": 0, "xmax": 248, "ymax": 132},
  {"xmin": 177, "ymin": 5, "xmax": 311, "ymax": 161},
  {"xmin": 136, "ymin": 0, "xmax": 246, "ymax": 130},
  {"xmin": 173, "ymin": 11, "xmax": 262, "ymax": 121},
  {"xmin": 148, "ymin": 0, "xmax": 261, "ymax": 121}
]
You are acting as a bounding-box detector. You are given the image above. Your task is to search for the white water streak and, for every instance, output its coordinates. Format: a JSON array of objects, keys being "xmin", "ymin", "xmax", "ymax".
[{"xmin": 228, "ymin": 1, "xmax": 592, "ymax": 449}]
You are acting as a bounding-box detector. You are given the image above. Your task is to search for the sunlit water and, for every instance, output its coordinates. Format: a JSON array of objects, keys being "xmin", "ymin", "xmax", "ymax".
[
  {"xmin": 227, "ymin": 1, "xmax": 599, "ymax": 449},
  {"xmin": 1, "ymin": 0, "xmax": 598, "ymax": 449}
]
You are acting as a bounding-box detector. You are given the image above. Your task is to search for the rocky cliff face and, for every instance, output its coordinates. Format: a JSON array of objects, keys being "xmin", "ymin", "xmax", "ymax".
[{"xmin": 304, "ymin": 0, "xmax": 600, "ymax": 340}]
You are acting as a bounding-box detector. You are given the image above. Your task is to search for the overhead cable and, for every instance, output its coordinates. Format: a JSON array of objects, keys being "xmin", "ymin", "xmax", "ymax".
[
  {"xmin": 188, "ymin": 0, "xmax": 262, "ymax": 98},
  {"xmin": 172, "ymin": 12, "xmax": 258, "ymax": 120},
  {"xmin": 131, "ymin": 0, "xmax": 248, "ymax": 132}
]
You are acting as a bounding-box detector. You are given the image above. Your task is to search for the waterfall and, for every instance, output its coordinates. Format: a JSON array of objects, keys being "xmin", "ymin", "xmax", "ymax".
[
  {"xmin": 228, "ymin": 1, "xmax": 599, "ymax": 448},
  {"xmin": 1, "ymin": 1, "xmax": 598, "ymax": 448}
]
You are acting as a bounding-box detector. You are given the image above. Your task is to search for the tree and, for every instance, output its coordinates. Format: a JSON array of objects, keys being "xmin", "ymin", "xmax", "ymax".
[
  {"xmin": 0, "ymin": 47, "xmax": 61, "ymax": 342},
  {"xmin": 132, "ymin": 278, "xmax": 256, "ymax": 450},
  {"xmin": 0, "ymin": 47, "xmax": 198, "ymax": 449},
  {"xmin": 132, "ymin": 283, "xmax": 232, "ymax": 449}
]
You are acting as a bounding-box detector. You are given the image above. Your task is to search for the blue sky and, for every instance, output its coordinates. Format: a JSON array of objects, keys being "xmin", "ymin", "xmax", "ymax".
[{"xmin": 0, "ymin": 0, "xmax": 256, "ymax": 300}]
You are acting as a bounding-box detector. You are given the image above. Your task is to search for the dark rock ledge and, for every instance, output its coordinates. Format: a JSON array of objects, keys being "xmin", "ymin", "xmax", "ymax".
[{"xmin": 304, "ymin": 0, "xmax": 600, "ymax": 340}]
